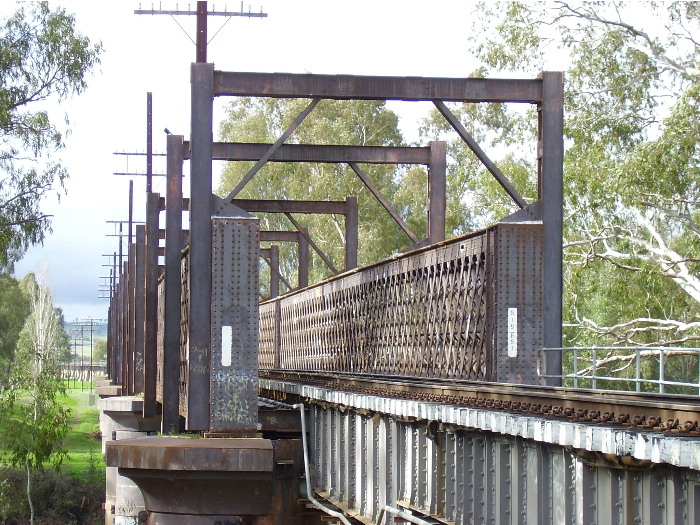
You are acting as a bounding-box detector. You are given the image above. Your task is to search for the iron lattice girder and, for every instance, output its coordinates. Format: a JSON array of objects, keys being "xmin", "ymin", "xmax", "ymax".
[
  {"xmin": 184, "ymin": 141, "xmax": 433, "ymax": 164},
  {"xmin": 213, "ymin": 71, "xmax": 545, "ymax": 103}
]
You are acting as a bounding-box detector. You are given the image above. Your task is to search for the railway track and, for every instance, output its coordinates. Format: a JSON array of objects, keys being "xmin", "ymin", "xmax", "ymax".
[{"xmin": 260, "ymin": 369, "xmax": 700, "ymax": 436}]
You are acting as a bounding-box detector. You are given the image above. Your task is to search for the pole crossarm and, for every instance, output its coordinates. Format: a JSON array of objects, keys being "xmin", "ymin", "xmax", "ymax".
[
  {"xmin": 134, "ymin": 8, "xmax": 267, "ymax": 18},
  {"xmin": 213, "ymin": 71, "xmax": 544, "ymax": 102}
]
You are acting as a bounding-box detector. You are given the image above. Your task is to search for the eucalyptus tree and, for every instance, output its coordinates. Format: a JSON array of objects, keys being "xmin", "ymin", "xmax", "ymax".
[
  {"xmin": 0, "ymin": 272, "xmax": 70, "ymax": 525},
  {"xmin": 217, "ymin": 97, "xmax": 416, "ymax": 290},
  {"xmin": 0, "ymin": 2, "xmax": 102, "ymax": 265},
  {"xmin": 420, "ymin": 1, "xmax": 700, "ymax": 352}
]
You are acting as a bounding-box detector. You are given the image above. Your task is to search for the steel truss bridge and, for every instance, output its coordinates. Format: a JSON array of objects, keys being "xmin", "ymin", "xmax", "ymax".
[{"xmin": 101, "ymin": 5, "xmax": 700, "ymax": 524}]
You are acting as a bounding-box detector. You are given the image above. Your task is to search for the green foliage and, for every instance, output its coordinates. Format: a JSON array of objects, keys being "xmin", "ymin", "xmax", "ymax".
[
  {"xmin": 0, "ymin": 2, "xmax": 102, "ymax": 265},
  {"xmin": 91, "ymin": 338, "xmax": 107, "ymax": 362},
  {"xmin": 218, "ymin": 98, "xmax": 422, "ymax": 288},
  {"xmin": 0, "ymin": 270, "xmax": 30, "ymax": 386},
  {"xmin": 0, "ymin": 273, "xmax": 71, "ymax": 524},
  {"xmin": 0, "ymin": 468, "xmax": 104, "ymax": 524},
  {"xmin": 457, "ymin": 1, "xmax": 700, "ymax": 348}
]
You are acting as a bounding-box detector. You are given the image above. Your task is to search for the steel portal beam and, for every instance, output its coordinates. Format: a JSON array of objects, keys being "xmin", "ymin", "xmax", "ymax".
[
  {"xmin": 232, "ymin": 199, "xmax": 347, "ymax": 215},
  {"xmin": 213, "ymin": 71, "xmax": 544, "ymax": 103},
  {"xmin": 190, "ymin": 142, "xmax": 432, "ymax": 164}
]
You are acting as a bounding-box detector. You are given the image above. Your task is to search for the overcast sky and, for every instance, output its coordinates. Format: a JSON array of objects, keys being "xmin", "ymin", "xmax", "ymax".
[{"xmin": 10, "ymin": 0, "xmax": 484, "ymax": 321}]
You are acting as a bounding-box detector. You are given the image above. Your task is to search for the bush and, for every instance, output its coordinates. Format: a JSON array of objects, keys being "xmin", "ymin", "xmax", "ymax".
[{"xmin": 0, "ymin": 468, "xmax": 103, "ymax": 525}]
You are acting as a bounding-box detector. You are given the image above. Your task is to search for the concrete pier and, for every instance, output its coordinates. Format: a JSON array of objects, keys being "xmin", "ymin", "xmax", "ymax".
[
  {"xmin": 99, "ymin": 396, "xmax": 161, "ymax": 525},
  {"xmin": 106, "ymin": 436, "xmax": 318, "ymax": 524}
]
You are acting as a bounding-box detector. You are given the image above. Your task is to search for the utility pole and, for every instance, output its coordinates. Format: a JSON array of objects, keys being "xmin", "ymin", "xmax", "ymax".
[{"xmin": 135, "ymin": 1, "xmax": 268, "ymax": 62}]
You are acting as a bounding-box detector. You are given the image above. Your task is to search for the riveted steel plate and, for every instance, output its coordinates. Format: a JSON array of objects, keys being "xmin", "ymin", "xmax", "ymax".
[{"xmin": 210, "ymin": 216, "xmax": 260, "ymax": 432}]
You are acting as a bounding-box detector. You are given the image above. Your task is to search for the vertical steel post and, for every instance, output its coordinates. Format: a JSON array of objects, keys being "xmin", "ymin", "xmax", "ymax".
[
  {"xmin": 428, "ymin": 141, "xmax": 447, "ymax": 244},
  {"xmin": 188, "ymin": 62, "xmax": 214, "ymax": 430},
  {"xmin": 134, "ymin": 225, "xmax": 146, "ymax": 394},
  {"xmin": 129, "ymin": 180, "xmax": 134, "ymax": 245},
  {"xmin": 107, "ymin": 302, "xmax": 112, "ymax": 380},
  {"xmin": 196, "ymin": 1, "xmax": 207, "ymax": 63},
  {"xmin": 143, "ymin": 192, "xmax": 160, "ymax": 417},
  {"xmin": 269, "ymin": 245, "xmax": 280, "ymax": 298},
  {"xmin": 298, "ymin": 227, "xmax": 309, "ymax": 288},
  {"xmin": 121, "ymin": 261, "xmax": 128, "ymax": 391},
  {"xmin": 345, "ymin": 196, "xmax": 358, "ymax": 270},
  {"xmin": 147, "ymin": 92, "xmax": 153, "ymax": 193},
  {"xmin": 163, "ymin": 135, "xmax": 184, "ymax": 434},
  {"xmin": 128, "ymin": 242, "xmax": 136, "ymax": 395},
  {"xmin": 539, "ymin": 71, "xmax": 564, "ymax": 385}
]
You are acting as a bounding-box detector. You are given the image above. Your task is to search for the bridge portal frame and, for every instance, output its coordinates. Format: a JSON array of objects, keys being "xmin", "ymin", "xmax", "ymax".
[{"xmin": 185, "ymin": 65, "xmax": 563, "ymax": 431}]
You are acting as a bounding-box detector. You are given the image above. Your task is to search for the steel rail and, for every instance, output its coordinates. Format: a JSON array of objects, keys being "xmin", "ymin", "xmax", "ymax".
[{"xmin": 260, "ymin": 370, "xmax": 700, "ymax": 435}]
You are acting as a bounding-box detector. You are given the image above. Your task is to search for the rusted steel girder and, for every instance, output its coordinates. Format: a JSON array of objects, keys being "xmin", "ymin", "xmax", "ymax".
[
  {"xmin": 134, "ymin": 226, "xmax": 146, "ymax": 395},
  {"xmin": 143, "ymin": 192, "xmax": 160, "ymax": 418},
  {"xmin": 188, "ymin": 63, "xmax": 214, "ymax": 431},
  {"xmin": 162, "ymin": 134, "xmax": 184, "ymax": 434},
  {"xmin": 192, "ymin": 141, "xmax": 433, "ymax": 164},
  {"xmin": 539, "ymin": 71, "xmax": 565, "ymax": 382},
  {"xmin": 213, "ymin": 71, "xmax": 544, "ymax": 103}
]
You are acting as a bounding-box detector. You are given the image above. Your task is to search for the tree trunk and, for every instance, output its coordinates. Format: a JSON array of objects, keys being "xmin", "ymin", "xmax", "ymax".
[{"xmin": 25, "ymin": 453, "xmax": 34, "ymax": 525}]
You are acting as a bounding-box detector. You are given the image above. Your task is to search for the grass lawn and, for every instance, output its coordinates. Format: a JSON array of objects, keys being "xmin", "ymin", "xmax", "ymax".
[{"xmin": 58, "ymin": 382, "xmax": 104, "ymax": 483}]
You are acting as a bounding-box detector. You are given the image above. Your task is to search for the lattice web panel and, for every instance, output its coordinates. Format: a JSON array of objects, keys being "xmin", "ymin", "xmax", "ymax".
[
  {"xmin": 271, "ymin": 229, "xmax": 495, "ymax": 381},
  {"xmin": 179, "ymin": 251, "xmax": 190, "ymax": 416},
  {"xmin": 259, "ymin": 302, "xmax": 276, "ymax": 370},
  {"xmin": 156, "ymin": 279, "xmax": 164, "ymax": 404}
]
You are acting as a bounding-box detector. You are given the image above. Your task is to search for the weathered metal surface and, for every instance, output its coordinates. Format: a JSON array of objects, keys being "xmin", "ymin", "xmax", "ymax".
[
  {"xmin": 107, "ymin": 437, "xmax": 274, "ymax": 471},
  {"xmin": 106, "ymin": 436, "xmax": 307, "ymax": 523},
  {"xmin": 134, "ymin": 225, "xmax": 146, "ymax": 395},
  {"xmin": 179, "ymin": 251, "xmax": 190, "ymax": 418},
  {"xmin": 143, "ymin": 192, "xmax": 161, "ymax": 418},
  {"xmin": 260, "ymin": 221, "xmax": 543, "ymax": 383},
  {"xmin": 263, "ymin": 378, "xmax": 700, "ymax": 525},
  {"xmin": 344, "ymin": 196, "xmax": 358, "ymax": 271},
  {"xmin": 209, "ymin": 210, "xmax": 260, "ymax": 433},
  {"xmin": 539, "ymin": 71, "xmax": 565, "ymax": 381},
  {"xmin": 428, "ymin": 141, "xmax": 446, "ymax": 244},
  {"xmin": 494, "ymin": 223, "xmax": 544, "ymax": 385},
  {"xmin": 163, "ymin": 135, "xmax": 184, "ymax": 434},
  {"xmin": 187, "ymin": 62, "xmax": 214, "ymax": 431},
  {"xmin": 156, "ymin": 279, "xmax": 164, "ymax": 405},
  {"xmin": 200, "ymin": 141, "xmax": 432, "ymax": 164},
  {"xmin": 214, "ymin": 71, "xmax": 544, "ymax": 103},
  {"xmin": 262, "ymin": 370, "xmax": 700, "ymax": 436},
  {"xmin": 260, "ymin": 227, "xmax": 497, "ymax": 380},
  {"xmin": 128, "ymin": 243, "xmax": 136, "ymax": 395},
  {"xmin": 232, "ymin": 199, "xmax": 348, "ymax": 215}
]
